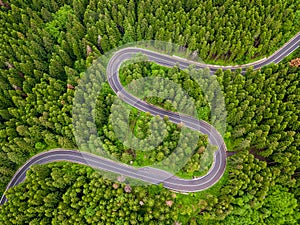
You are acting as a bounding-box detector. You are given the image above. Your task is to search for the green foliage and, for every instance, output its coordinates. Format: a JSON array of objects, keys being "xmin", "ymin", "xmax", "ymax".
[
  {"xmin": 0, "ymin": 0, "xmax": 299, "ymax": 224},
  {"xmin": 96, "ymin": 88, "xmax": 209, "ymax": 176},
  {"xmin": 0, "ymin": 163, "xmax": 182, "ymax": 224},
  {"xmin": 96, "ymin": 61, "xmax": 213, "ymax": 177},
  {"xmin": 223, "ymin": 185, "xmax": 300, "ymax": 224},
  {"xmin": 119, "ymin": 61, "xmax": 210, "ymax": 121},
  {"xmin": 45, "ymin": 5, "xmax": 74, "ymax": 42}
]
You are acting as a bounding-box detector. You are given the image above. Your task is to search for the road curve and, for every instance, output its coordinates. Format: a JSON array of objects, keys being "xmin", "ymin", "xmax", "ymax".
[{"xmin": 1, "ymin": 32, "xmax": 300, "ymax": 205}]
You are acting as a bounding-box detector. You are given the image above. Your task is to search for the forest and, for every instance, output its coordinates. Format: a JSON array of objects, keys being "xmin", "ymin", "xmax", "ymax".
[
  {"xmin": 0, "ymin": 0, "xmax": 300, "ymax": 224},
  {"xmin": 95, "ymin": 62, "xmax": 215, "ymax": 178}
]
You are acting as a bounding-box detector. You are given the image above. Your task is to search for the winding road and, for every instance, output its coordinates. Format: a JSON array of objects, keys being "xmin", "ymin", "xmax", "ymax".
[{"xmin": 1, "ymin": 32, "xmax": 299, "ymax": 205}]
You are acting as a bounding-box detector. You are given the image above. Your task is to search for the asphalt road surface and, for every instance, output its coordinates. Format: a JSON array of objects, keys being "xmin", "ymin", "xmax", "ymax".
[{"xmin": 1, "ymin": 32, "xmax": 299, "ymax": 205}]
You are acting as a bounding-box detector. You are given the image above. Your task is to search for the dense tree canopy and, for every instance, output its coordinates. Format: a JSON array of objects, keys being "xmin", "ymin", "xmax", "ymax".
[
  {"xmin": 0, "ymin": 0, "xmax": 300, "ymax": 224},
  {"xmin": 0, "ymin": 163, "xmax": 184, "ymax": 224}
]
